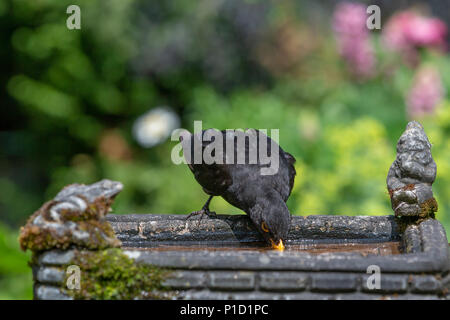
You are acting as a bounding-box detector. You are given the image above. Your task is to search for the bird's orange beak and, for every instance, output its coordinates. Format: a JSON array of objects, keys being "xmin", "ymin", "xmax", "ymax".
[{"xmin": 270, "ymin": 239, "xmax": 285, "ymax": 251}]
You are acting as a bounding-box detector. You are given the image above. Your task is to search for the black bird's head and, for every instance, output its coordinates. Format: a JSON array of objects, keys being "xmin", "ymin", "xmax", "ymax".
[{"xmin": 250, "ymin": 195, "xmax": 291, "ymax": 251}]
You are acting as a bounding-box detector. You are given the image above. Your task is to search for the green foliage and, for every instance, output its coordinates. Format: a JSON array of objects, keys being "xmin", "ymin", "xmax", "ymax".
[
  {"xmin": 292, "ymin": 117, "xmax": 394, "ymax": 215},
  {"xmin": 0, "ymin": 223, "xmax": 32, "ymax": 299}
]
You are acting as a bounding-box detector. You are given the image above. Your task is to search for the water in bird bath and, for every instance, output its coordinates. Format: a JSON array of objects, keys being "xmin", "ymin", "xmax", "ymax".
[{"xmin": 123, "ymin": 241, "xmax": 402, "ymax": 256}]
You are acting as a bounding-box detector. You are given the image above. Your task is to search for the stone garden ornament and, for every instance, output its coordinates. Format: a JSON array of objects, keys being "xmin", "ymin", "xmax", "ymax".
[
  {"xmin": 19, "ymin": 179, "xmax": 123, "ymax": 251},
  {"xmin": 387, "ymin": 121, "xmax": 438, "ymax": 222}
]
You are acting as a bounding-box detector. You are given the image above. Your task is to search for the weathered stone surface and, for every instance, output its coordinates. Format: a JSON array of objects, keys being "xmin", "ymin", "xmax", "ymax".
[
  {"xmin": 403, "ymin": 225, "xmax": 422, "ymax": 253},
  {"xmin": 35, "ymin": 266, "xmax": 65, "ymax": 285},
  {"xmin": 310, "ymin": 273, "xmax": 357, "ymax": 292},
  {"xmin": 108, "ymin": 214, "xmax": 399, "ymax": 247},
  {"xmin": 387, "ymin": 121, "xmax": 437, "ymax": 217},
  {"xmin": 20, "ymin": 180, "xmax": 122, "ymax": 251},
  {"xmin": 411, "ymin": 275, "xmax": 442, "ymax": 293},
  {"xmin": 208, "ymin": 271, "xmax": 255, "ymax": 291},
  {"xmin": 289, "ymin": 215, "xmax": 397, "ymax": 241},
  {"xmin": 442, "ymin": 272, "xmax": 450, "ymax": 294},
  {"xmin": 111, "ymin": 222, "xmax": 139, "ymax": 238},
  {"xmin": 133, "ymin": 247, "xmax": 446, "ymax": 273},
  {"xmin": 38, "ymin": 250, "xmax": 75, "ymax": 265},
  {"xmin": 163, "ymin": 271, "xmax": 207, "ymax": 289},
  {"xmin": 259, "ymin": 272, "xmax": 308, "ymax": 292},
  {"xmin": 282, "ymin": 292, "xmax": 336, "ymax": 300},
  {"xmin": 361, "ymin": 274, "xmax": 409, "ymax": 293},
  {"xmin": 226, "ymin": 291, "xmax": 285, "ymax": 300},
  {"xmin": 34, "ymin": 284, "xmax": 72, "ymax": 300},
  {"xmin": 384, "ymin": 293, "xmax": 446, "ymax": 300},
  {"xmin": 176, "ymin": 290, "xmax": 284, "ymax": 300},
  {"xmin": 334, "ymin": 293, "xmax": 384, "ymax": 300},
  {"xmin": 420, "ymin": 219, "xmax": 449, "ymax": 260}
]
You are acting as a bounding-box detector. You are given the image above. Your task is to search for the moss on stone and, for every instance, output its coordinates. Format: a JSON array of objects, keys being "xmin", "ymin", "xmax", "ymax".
[
  {"xmin": 395, "ymin": 197, "xmax": 438, "ymax": 234},
  {"xmin": 419, "ymin": 197, "xmax": 438, "ymax": 218},
  {"xmin": 19, "ymin": 219, "xmax": 119, "ymax": 252},
  {"xmin": 63, "ymin": 248, "xmax": 172, "ymax": 300},
  {"xmin": 19, "ymin": 196, "xmax": 121, "ymax": 252},
  {"xmin": 19, "ymin": 224, "xmax": 71, "ymax": 252}
]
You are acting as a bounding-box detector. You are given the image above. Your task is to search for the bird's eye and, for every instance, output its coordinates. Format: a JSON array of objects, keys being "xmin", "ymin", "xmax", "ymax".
[{"xmin": 261, "ymin": 221, "xmax": 269, "ymax": 233}]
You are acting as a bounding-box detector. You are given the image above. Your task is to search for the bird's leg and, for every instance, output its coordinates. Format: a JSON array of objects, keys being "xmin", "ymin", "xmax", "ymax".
[
  {"xmin": 202, "ymin": 195, "xmax": 216, "ymax": 217},
  {"xmin": 186, "ymin": 196, "xmax": 216, "ymax": 225}
]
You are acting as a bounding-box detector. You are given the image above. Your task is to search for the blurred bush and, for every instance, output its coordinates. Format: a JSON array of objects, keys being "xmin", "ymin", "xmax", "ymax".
[
  {"xmin": 0, "ymin": 223, "xmax": 32, "ymax": 299},
  {"xmin": 0, "ymin": 0, "xmax": 449, "ymax": 299}
]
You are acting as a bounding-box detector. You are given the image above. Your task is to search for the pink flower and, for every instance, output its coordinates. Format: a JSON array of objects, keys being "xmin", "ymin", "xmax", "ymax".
[
  {"xmin": 333, "ymin": 2, "xmax": 376, "ymax": 79},
  {"xmin": 406, "ymin": 16, "xmax": 447, "ymax": 47},
  {"xmin": 333, "ymin": 2, "xmax": 367, "ymax": 36},
  {"xmin": 406, "ymin": 66, "xmax": 445, "ymax": 118},
  {"xmin": 383, "ymin": 10, "xmax": 447, "ymax": 65},
  {"xmin": 383, "ymin": 11, "xmax": 416, "ymax": 51}
]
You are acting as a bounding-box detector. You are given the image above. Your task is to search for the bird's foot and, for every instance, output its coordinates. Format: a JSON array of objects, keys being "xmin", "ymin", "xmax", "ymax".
[{"xmin": 186, "ymin": 208, "xmax": 216, "ymax": 227}]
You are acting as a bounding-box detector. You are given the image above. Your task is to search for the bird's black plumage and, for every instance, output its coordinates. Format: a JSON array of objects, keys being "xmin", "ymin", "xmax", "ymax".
[{"xmin": 180, "ymin": 129, "xmax": 296, "ymax": 248}]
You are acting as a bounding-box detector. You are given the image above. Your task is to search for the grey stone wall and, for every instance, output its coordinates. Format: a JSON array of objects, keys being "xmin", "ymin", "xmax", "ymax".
[
  {"xmin": 32, "ymin": 250, "xmax": 450, "ymax": 300},
  {"xmin": 166, "ymin": 270, "xmax": 450, "ymax": 300}
]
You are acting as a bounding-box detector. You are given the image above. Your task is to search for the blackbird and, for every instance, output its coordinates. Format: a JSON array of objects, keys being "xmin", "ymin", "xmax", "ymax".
[{"xmin": 180, "ymin": 128, "xmax": 296, "ymax": 250}]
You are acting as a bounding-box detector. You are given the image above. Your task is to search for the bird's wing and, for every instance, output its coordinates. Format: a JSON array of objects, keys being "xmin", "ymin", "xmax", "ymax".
[
  {"xmin": 283, "ymin": 151, "xmax": 296, "ymax": 166},
  {"xmin": 262, "ymin": 149, "xmax": 296, "ymax": 202},
  {"xmin": 192, "ymin": 130, "xmax": 233, "ymax": 195},
  {"xmin": 283, "ymin": 151, "xmax": 296, "ymax": 195},
  {"xmin": 236, "ymin": 129, "xmax": 297, "ymax": 202},
  {"xmin": 194, "ymin": 162, "xmax": 233, "ymax": 196}
]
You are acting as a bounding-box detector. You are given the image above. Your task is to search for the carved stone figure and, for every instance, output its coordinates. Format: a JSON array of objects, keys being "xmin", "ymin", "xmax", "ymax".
[
  {"xmin": 387, "ymin": 121, "xmax": 437, "ymax": 218},
  {"xmin": 20, "ymin": 179, "xmax": 122, "ymax": 251}
]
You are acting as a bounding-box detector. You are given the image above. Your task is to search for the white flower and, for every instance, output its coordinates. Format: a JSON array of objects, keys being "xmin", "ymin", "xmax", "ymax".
[{"xmin": 132, "ymin": 107, "xmax": 180, "ymax": 148}]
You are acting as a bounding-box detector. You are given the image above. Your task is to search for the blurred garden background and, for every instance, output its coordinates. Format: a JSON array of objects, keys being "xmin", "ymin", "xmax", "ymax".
[{"xmin": 1, "ymin": 0, "xmax": 450, "ymax": 299}]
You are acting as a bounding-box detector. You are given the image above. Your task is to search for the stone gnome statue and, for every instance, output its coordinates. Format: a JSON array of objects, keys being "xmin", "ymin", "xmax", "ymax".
[{"xmin": 387, "ymin": 121, "xmax": 438, "ymax": 219}]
